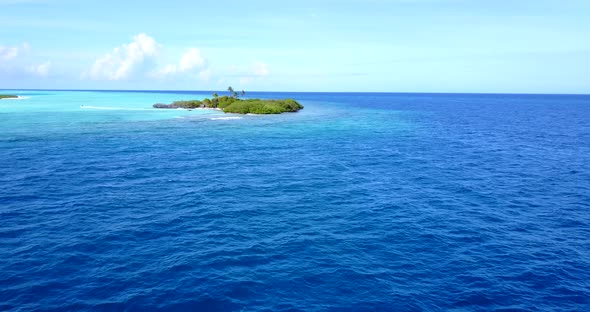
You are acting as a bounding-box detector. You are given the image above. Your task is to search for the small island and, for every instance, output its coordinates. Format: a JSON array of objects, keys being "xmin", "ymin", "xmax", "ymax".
[
  {"xmin": 153, "ymin": 87, "xmax": 303, "ymax": 114},
  {"xmin": 0, "ymin": 94, "xmax": 18, "ymax": 99}
]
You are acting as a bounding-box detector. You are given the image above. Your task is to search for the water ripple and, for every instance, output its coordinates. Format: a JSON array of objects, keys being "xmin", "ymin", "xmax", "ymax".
[{"xmin": 1, "ymin": 92, "xmax": 589, "ymax": 311}]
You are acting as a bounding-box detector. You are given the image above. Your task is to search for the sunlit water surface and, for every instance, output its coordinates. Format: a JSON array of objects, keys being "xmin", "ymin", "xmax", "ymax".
[{"xmin": 1, "ymin": 90, "xmax": 589, "ymax": 311}]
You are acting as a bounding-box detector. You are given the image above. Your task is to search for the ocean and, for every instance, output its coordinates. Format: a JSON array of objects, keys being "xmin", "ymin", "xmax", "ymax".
[{"xmin": 1, "ymin": 90, "xmax": 589, "ymax": 311}]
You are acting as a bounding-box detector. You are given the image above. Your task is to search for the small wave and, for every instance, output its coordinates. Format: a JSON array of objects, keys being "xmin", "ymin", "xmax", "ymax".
[{"xmin": 210, "ymin": 116, "xmax": 243, "ymax": 120}]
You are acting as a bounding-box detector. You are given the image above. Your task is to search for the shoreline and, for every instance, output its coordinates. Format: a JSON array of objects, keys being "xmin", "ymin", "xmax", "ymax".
[{"xmin": 184, "ymin": 107, "xmax": 223, "ymax": 111}]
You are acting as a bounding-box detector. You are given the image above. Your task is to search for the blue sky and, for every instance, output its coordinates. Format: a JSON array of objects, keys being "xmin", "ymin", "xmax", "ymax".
[{"xmin": 1, "ymin": 0, "xmax": 589, "ymax": 93}]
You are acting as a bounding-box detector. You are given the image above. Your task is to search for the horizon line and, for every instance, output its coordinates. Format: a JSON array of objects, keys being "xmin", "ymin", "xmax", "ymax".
[{"xmin": 1, "ymin": 88, "xmax": 590, "ymax": 96}]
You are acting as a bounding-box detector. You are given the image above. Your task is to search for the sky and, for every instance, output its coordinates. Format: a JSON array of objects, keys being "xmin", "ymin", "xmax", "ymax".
[{"xmin": 1, "ymin": 0, "xmax": 589, "ymax": 93}]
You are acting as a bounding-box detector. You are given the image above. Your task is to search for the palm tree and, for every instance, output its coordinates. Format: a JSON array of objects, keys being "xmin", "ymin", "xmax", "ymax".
[
  {"xmin": 241, "ymin": 90, "xmax": 245, "ymax": 98},
  {"xmin": 227, "ymin": 86, "xmax": 234, "ymax": 97},
  {"xmin": 212, "ymin": 92, "xmax": 218, "ymax": 98}
]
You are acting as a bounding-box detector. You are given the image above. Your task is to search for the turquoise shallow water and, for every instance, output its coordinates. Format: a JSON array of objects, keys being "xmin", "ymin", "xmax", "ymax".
[{"xmin": 1, "ymin": 90, "xmax": 589, "ymax": 311}]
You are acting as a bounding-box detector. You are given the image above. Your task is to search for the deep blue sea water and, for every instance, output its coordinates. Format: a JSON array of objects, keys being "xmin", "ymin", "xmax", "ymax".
[{"xmin": 1, "ymin": 90, "xmax": 589, "ymax": 311}]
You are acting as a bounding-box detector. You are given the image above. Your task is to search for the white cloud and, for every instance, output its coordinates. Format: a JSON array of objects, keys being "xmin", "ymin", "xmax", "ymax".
[
  {"xmin": 0, "ymin": 42, "xmax": 48, "ymax": 78},
  {"xmin": 239, "ymin": 77, "xmax": 253, "ymax": 85},
  {"xmin": 0, "ymin": 46, "xmax": 19, "ymax": 61},
  {"xmin": 154, "ymin": 48, "xmax": 208, "ymax": 78},
  {"xmin": 27, "ymin": 61, "xmax": 51, "ymax": 76},
  {"xmin": 231, "ymin": 62, "xmax": 270, "ymax": 85},
  {"xmin": 198, "ymin": 68, "xmax": 212, "ymax": 80},
  {"xmin": 82, "ymin": 34, "xmax": 274, "ymax": 86},
  {"xmin": 0, "ymin": 43, "xmax": 32, "ymax": 64},
  {"xmin": 86, "ymin": 34, "xmax": 212, "ymax": 82},
  {"xmin": 157, "ymin": 64, "xmax": 177, "ymax": 76},
  {"xmin": 179, "ymin": 48, "xmax": 205, "ymax": 72},
  {"xmin": 253, "ymin": 62, "xmax": 270, "ymax": 76},
  {"xmin": 88, "ymin": 33, "xmax": 160, "ymax": 80}
]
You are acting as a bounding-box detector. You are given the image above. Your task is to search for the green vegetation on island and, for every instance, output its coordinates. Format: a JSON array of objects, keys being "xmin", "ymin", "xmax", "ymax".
[
  {"xmin": 153, "ymin": 87, "xmax": 303, "ymax": 114},
  {"xmin": 0, "ymin": 94, "xmax": 18, "ymax": 99}
]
